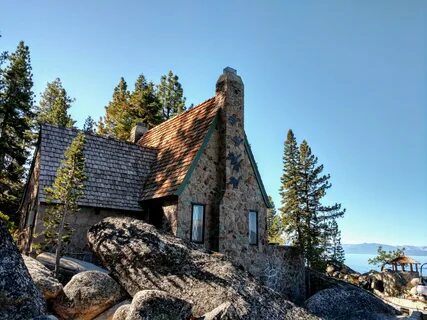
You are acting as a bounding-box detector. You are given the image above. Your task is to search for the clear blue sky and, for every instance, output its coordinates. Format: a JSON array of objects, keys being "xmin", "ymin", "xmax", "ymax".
[{"xmin": 2, "ymin": 1, "xmax": 426, "ymax": 246}]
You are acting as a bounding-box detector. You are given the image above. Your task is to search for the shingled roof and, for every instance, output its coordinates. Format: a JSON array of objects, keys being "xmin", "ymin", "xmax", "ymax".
[
  {"xmin": 38, "ymin": 124, "xmax": 157, "ymax": 211},
  {"xmin": 138, "ymin": 97, "xmax": 219, "ymax": 200}
]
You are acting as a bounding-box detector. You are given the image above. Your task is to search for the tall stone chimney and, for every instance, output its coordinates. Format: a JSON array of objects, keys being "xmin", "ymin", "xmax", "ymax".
[
  {"xmin": 129, "ymin": 123, "xmax": 148, "ymax": 143},
  {"xmin": 216, "ymin": 67, "xmax": 249, "ymax": 254},
  {"xmin": 216, "ymin": 67, "xmax": 245, "ymax": 187}
]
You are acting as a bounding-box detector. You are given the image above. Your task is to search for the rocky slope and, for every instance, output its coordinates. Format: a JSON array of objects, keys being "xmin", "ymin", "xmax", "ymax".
[
  {"xmin": 0, "ymin": 221, "xmax": 46, "ymax": 320},
  {"xmin": 87, "ymin": 216, "xmax": 318, "ymax": 319}
]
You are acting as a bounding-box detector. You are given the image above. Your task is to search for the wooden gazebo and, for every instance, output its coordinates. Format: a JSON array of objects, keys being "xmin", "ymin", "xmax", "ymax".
[{"xmin": 381, "ymin": 256, "xmax": 420, "ymax": 273}]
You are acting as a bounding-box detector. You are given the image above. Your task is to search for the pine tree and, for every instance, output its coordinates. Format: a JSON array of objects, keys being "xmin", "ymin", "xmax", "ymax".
[
  {"xmin": 298, "ymin": 140, "xmax": 345, "ymax": 270},
  {"xmin": 267, "ymin": 196, "xmax": 284, "ymax": 244},
  {"xmin": 0, "ymin": 41, "xmax": 34, "ymax": 219},
  {"xmin": 36, "ymin": 78, "xmax": 75, "ymax": 128},
  {"xmin": 129, "ymin": 74, "xmax": 162, "ymax": 129},
  {"xmin": 325, "ymin": 220, "xmax": 345, "ymax": 263},
  {"xmin": 97, "ymin": 77, "xmax": 131, "ymax": 140},
  {"xmin": 43, "ymin": 132, "xmax": 86, "ymax": 277},
  {"xmin": 83, "ymin": 116, "xmax": 96, "ymax": 133},
  {"xmin": 280, "ymin": 130, "xmax": 345, "ymax": 271},
  {"xmin": 279, "ymin": 130, "xmax": 303, "ymax": 250},
  {"xmin": 368, "ymin": 246, "xmax": 405, "ymax": 268},
  {"xmin": 157, "ymin": 71, "xmax": 186, "ymax": 120}
]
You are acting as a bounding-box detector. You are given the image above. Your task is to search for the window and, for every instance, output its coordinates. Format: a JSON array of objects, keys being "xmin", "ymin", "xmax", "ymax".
[
  {"xmin": 191, "ymin": 204, "xmax": 205, "ymax": 243},
  {"xmin": 248, "ymin": 210, "xmax": 258, "ymax": 245}
]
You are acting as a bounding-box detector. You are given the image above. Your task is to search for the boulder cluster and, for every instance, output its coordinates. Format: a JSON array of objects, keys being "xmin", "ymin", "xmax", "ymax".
[
  {"xmin": 325, "ymin": 262, "xmax": 425, "ymax": 301},
  {"xmin": 1, "ymin": 217, "xmax": 419, "ymax": 319}
]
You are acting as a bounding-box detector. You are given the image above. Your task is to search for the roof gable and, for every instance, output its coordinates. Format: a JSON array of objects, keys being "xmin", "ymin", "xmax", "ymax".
[{"xmin": 138, "ymin": 97, "xmax": 219, "ymax": 200}]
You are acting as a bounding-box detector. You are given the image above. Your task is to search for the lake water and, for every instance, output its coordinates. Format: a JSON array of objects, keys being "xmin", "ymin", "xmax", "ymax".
[{"xmin": 345, "ymin": 253, "xmax": 427, "ymax": 274}]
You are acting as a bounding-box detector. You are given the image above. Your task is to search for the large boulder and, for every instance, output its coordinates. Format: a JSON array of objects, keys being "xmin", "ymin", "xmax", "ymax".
[
  {"xmin": 93, "ymin": 300, "xmax": 131, "ymax": 320},
  {"xmin": 36, "ymin": 252, "xmax": 107, "ymax": 282},
  {"xmin": 113, "ymin": 290, "xmax": 192, "ymax": 320},
  {"xmin": 0, "ymin": 221, "xmax": 46, "ymax": 320},
  {"xmin": 87, "ymin": 217, "xmax": 318, "ymax": 319},
  {"xmin": 52, "ymin": 270, "xmax": 127, "ymax": 320},
  {"xmin": 202, "ymin": 301, "xmax": 239, "ymax": 320},
  {"xmin": 22, "ymin": 254, "xmax": 63, "ymax": 300},
  {"xmin": 305, "ymin": 287, "xmax": 399, "ymax": 320}
]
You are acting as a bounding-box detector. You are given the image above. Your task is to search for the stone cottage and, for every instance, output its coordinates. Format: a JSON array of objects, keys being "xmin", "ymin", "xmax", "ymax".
[{"xmin": 19, "ymin": 68, "xmax": 305, "ymax": 301}]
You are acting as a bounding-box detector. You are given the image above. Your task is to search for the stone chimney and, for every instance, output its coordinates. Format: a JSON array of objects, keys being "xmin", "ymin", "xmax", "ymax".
[
  {"xmin": 216, "ymin": 67, "xmax": 245, "ymax": 185},
  {"xmin": 216, "ymin": 67, "xmax": 244, "ymax": 130},
  {"xmin": 216, "ymin": 67, "xmax": 248, "ymax": 253},
  {"xmin": 129, "ymin": 123, "xmax": 148, "ymax": 143}
]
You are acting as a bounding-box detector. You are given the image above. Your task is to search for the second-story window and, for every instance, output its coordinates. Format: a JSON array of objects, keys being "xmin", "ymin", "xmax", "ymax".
[{"xmin": 191, "ymin": 204, "xmax": 205, "ymax": 243}]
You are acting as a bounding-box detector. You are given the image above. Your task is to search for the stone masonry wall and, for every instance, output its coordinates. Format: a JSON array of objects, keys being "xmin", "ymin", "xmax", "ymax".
[
  {"xmin": 177, "ymin": 69, "xmax": 306, "ymax": 302},
  {"xmin": 177, "ymin": 128, "xmax": 222, "ymax": 251},
  {"xmin": 19, "ymin": 149, "xmax": 41, "ymax": 252},
  {"xmin": 32, "ymin": 205, "xmax": 135, "ymax": 260}
]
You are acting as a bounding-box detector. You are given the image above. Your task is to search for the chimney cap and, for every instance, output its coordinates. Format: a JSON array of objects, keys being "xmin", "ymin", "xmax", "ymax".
[{"xmin": 223, "ymin": 67, "xmax": 237, "ymax": 75}]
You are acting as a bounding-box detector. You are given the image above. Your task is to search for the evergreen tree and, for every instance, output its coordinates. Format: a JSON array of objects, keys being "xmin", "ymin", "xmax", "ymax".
[
  {"xmin": 157, "ymin": 71, "xmax": 186, "ymax": 120},
  {"xmin": 0, "ymin": 41, "xmax": 34, "ymax": 219},
  {"xmin": 97, "ymin": 77, "xmax": 131, "ymax": 140},
  {"xmin": 83, "ymin": 116, "xmax": 96, "ymax": 133},
  {"xmin": 36, "ymin": 78, "xmax": 75, "ymax": 128},
  {"xmin": 298, "ymin": 140, "xmax": 345, "ymax": 270},
  {"xmin": 129, "ymin": 74, "xmax": 162, "ymax": 129},
  {"xmin": 325, "ymin": 220, "xmax": 345, "ymax": 263},
  {"xmin": 368, "ymin": 246, "xmax": 405, "ymax": 268},
  {"xmin": 280, "ymin": 130, "xmax": 345, "ymax": 271},
  {"xmin": 43, "ymin": 132, "xmax": 86, "ymax": 277},
  {"xmin": 267, "ymin": 196, "xmax": 284, "ymax": 244},
  {"xmin": 279, "ymin": 130, "xmax": 303, "ymax": 250}
]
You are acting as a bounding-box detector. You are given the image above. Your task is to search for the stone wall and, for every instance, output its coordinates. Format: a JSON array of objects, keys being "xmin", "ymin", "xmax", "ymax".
[
  {"xmin": 161, "ymin": 200, "xmax": 178, "ymax": 235},
  {"xmin": 176, "ymin": 69, "xmax": 306, "ymax": 302},
  {"xmin": 31, "ymin": 205, "xmax": 137, "ymax": 260},
  {"xmin": 260, "ymin": 245, "xmax": 306, "ymax": 303},
  {"xmin": 18, "ymin": 149, "xmax": 41, "ymax": 252},
  {"xmin": 177, "ymin": 128, "xmax": 222, "ymax": 251}
]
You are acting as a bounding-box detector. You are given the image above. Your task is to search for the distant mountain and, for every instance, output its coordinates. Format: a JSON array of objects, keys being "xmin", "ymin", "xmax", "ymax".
[{"xmin": 343, "ymin": 243, "xmax": 427, "ymax": 256}]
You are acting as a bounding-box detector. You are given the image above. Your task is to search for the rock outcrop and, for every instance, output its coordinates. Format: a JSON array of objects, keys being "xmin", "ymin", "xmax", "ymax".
[
  {"xmin": 52, "ymin": 270, "xmax": 127, "ymax": 320},
  {"xmin": 36, "ymin": 252, "xmax": 107, "ymax": 282},
  {"xmin": 87, "ymin": 217, "xmax": 318, "ymax": 319},
  {"xmin": 22, "ymin": 254, "xmax": 63, "ymax": 300},
  {"xmin": 305, "ymin": 287, "xmax": 398, "ymax": 320},
  {"xmin": 93, "ymin": 300, "xmax": 131, "ymax": 320},
  {"xmin": 0, "ymin": 221, "xmax": 46, "ymax": 320},
  {"xmin": 112, "ymin": 290, "xmax": 193, "ymax": 320}
]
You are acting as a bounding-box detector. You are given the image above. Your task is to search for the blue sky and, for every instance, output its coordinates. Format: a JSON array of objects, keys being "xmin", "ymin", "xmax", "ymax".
[{"xmin": 2, "ymin": 1, "xmax": 426, "ymax": 246}]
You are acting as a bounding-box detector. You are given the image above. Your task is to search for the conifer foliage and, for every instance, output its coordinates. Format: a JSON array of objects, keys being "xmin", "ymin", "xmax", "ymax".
[
  {"xmin": 129, "ymin": 74, "xmax": 162, "ymax": 129},
  {"xmin": 157, "ymin": 70, "xmax": 186, "ymax": 120},
  {"xmin": 280, "ymin": 129, "xmax": 345, "ymax": 270},
  {"xmin": 0, "ymin": 41, "xmax": 35, "ymax": 218},
  {"xmin": 43, "ymin": 132, "xmax": 86, "ymax": 277},
  {"xmin": 98, "ymin": 71, "xmax": 187, "ymax": 140},
  {"xmin": 36, "ymin": 78, "xmax": 75, "ymax": 128},
  {"xmin": 97, "ymin": 77, "xmax": 131, "ymax": 140},
  {"xmin": 83, "ymin": 116, "xmax": 96, "ymax": 134},
  {"xmin": 267, "ymin": 196, "xmax": 284, "ymax": 244}
]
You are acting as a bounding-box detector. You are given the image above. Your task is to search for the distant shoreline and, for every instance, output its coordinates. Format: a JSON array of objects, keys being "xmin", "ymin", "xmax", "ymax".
[
  {"xmin": 345, "ymin": 253, "xmax": 427, "ymax": 274},
  {"xmin": 343, "ymin": 243, "xmax": 427, "ymax": 257}
]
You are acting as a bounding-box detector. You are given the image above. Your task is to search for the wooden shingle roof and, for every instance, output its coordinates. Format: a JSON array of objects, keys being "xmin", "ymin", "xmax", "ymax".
[
  {"xmin": 138, "ymin": 97, "xmax": 219, "ymax": 200},
  {"xmin": 38, "ymin": 124, "xmax": 157, "ymax": 211}
]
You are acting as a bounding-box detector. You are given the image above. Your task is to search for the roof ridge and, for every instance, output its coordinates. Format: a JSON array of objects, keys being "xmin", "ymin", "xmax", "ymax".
[
  {"xmin": 40, "ymin": 123, "xmax": 157, "ymax": 151},
  {"xmin": 137, "ymin": 96, "xmax": 216, "ymax": 143}
]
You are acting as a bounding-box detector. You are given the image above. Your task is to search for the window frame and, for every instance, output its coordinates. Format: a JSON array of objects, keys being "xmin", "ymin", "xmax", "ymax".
[
  {"xmin": 248, "ymin": 210, "xmax": 258, "ymax": 245},
  {"xmin": 190, "ymin": 203, "xmax": 206, "ymax": 244}
]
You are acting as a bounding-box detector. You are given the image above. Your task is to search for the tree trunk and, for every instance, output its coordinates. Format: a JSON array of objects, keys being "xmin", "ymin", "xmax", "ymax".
[{"xmin": 54, "ymin": 205, "xmax": 68, "ymax": 278}]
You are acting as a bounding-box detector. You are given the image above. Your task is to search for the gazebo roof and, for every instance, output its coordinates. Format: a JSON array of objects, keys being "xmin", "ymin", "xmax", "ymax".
[{"xmin": 387, "ymin": 256, "xmax": 420, "ymax": 265}]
